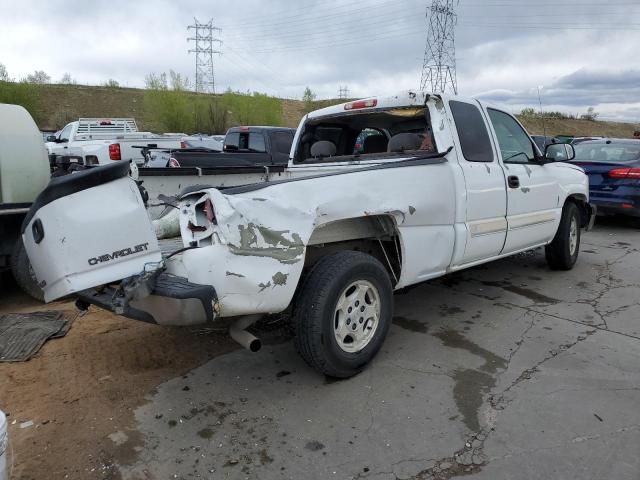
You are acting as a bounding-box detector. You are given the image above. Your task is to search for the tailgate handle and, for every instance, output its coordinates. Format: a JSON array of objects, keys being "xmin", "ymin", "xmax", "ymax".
[
  {"xmin": 508, "ymin": 176, "xmax": 520, "ymax": 189},
  {"xmin": 32, "ymin": 219, "xmax": 45, "ymax": 244}
]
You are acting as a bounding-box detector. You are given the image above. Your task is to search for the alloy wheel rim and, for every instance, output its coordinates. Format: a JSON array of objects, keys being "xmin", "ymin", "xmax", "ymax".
[
  {"xmin": 569, "ymin": 216, "xmax": 578, "ymax": 255},
  {"xmin": 333, "ymin": 280, "xmax": 381, "ymax": 353}
]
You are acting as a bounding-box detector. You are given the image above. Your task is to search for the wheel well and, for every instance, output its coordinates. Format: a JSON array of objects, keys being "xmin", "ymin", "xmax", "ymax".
[
  {"xmin": 304, "ymin": 215, "xmax": 402, "ymax": 285},
  {"xmin": 566, "ymin": 194, "xmax": 591, "ymax": 228}
]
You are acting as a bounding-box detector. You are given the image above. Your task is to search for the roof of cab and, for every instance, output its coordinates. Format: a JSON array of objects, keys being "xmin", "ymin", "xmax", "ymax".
[
  {"xmin": 306, "ymin": 91, "xmax": 478, "ymax": 120},
  {"xmin": 579, "ymin": 138, "xmax": 640, "ymax": 145},
  {"xmin": 226, "ymin": 126, "xmax": 296, "ymax": 133}
]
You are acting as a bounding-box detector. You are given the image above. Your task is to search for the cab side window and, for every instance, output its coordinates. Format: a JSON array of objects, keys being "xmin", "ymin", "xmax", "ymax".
[
  {"xmin": 273, "ymin": 131, "xmax": 294, "ymax": 155},
  {"xmin": 59, "ymin": 124, "xmax": 73, "ymax": 142},
  {"xmin": 487, "ymin": 109, "xmax": 535, "ymax": 163},
  {"xmin": 449, "ymin": 101, "xmax": 494, "ymax": 162},
  {"xmin": 248, "ymin": 133, "xmax": 266, "ymax": 152}
]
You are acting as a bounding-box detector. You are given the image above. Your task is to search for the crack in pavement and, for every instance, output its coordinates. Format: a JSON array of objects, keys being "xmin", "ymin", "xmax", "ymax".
[
  {"xmin": 409, "ymin": 329, "xmax": 597, "ymax": 479},
  {"xmin": 498, "ymin": 302, "xmax": 640, "ymax": 343},
  {"xmin": 571, "ymin": 247, "xmax": 637, "ymax": 330}
]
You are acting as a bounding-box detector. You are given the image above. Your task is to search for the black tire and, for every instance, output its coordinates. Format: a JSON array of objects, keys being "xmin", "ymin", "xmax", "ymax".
[
  {"xmin": 10, "ymin": 239, "xmax": 44, "ymax": 302},
  {"xmin": 545, "ymin": 202, "xmax": 581, "ymax": 270},
  {"xmin": 292, "ymin": 251, "xmax": 393, "ymax": 378}
]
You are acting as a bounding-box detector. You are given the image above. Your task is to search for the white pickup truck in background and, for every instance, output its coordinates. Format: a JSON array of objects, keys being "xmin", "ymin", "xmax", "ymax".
[
  {"xmin": 23, "ymin": 91, "xmax": 595, "ymax": 377},
  {"xmin": 46, "ymin": 118, "xmax": 182, "ymax": 166}
]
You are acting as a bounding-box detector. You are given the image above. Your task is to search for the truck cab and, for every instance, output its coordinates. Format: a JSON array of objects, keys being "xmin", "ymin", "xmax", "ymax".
[{"xmin": 47, "ymin": 118, "xmax": 181, "ymax": 166}]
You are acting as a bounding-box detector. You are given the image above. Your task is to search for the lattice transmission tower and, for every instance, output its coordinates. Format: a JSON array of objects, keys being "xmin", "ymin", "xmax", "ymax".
[
  {"xmin": 187, "ymin": 18, "xmax": 222, "ymax": 94},
  {"xmin": 419, "ymin": 0, "xmax": 459, "ymax": 95},
  {"xmin": 338, "ymin": 85, "xmax": 350, "ymax": 99}
]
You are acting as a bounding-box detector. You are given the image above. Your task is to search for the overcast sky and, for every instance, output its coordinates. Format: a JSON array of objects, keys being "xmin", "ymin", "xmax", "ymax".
[{"xmin": 1, "ymin": 0, "xmax": 640, "ymax": 121}]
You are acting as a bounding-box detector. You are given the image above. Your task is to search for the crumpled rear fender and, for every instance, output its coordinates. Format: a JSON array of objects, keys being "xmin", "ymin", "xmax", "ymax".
[{"xmin": 172, "ymin": 158, "xmax": 456, "ymax": 317}]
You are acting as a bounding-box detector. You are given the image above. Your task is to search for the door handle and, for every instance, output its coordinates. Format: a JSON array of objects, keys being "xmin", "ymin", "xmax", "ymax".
[{"xmin": 508, "ymin": 175, "xmax": 520, "ymax": 189}]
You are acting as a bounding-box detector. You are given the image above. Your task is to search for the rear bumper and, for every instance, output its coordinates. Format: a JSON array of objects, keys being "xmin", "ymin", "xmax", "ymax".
[
  {"xmin": 590, "ymin": 189, "xmax": 640, "ymax": 217},
  {"xmin": 77, "ymin": 272, "xmax": 218, "ymax": 326},
  {"xmin": 592, "ymin": 200, "xmax": 640, "ymax": 218}
]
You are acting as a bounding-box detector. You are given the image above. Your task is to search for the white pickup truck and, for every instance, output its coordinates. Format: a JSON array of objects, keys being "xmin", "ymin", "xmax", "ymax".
[
  {"xmin": 46, "ymin": 118, "xmax": 181, "ymax": 166},
  {"xmin": 23, "ymin": 91, "xmax": 594, "ymax": 377}
]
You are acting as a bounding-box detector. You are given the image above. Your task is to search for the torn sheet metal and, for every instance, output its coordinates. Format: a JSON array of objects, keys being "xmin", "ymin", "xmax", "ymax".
[{"xmin": 169, "ymin": 152, "xmax": 457, "ymax": 318}]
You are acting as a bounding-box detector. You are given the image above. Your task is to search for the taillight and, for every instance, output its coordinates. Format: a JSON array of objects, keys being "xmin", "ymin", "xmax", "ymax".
[
  {"xmin": 203, "ymin": 199, "xmax": 216, "ymax": 224},
  {"xmin": 609, "ymin": 168, "xmax": 640, "ymax": 179},
  {"xmin": 180, "ymin": 141, "xmax": 187, "ymax": 149},
  {"xmin": 108, "ymin": 143, "xmax": 121, "ymax": 161},
  {"xmin": 344, "ymin": 99, "xmax": 377, "ymax": 110},
  {"xmin": 168, "ymin": 157, "xmax": 180, "ymax": 168},
  {"xmin": 187, "ymin": 199, "xmax": 216, "ymax": 233}
]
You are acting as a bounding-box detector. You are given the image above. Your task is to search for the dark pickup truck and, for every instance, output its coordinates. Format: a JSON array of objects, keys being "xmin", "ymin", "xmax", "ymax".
[{"xmin": 169, "ymin": 126, "xmax": 295, "ymax": 168}]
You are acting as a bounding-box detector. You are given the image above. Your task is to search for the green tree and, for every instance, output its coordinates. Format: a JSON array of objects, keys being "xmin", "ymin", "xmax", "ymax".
[
  {"xmin": 0, "ymin": 81, "xmax": 39, "ymax": 121},
  {"xmin": 145, "ymin": 72, "xmax": 168, "ymax": 90},
  {"xmin": 302, "ymin": 86, "xmax": 316, "ymax": 112},
  {"xmin": 144, "ymin": 69, "xmax": 284, "ymax": 134},
  {"xmin": 520, "ymin": 107, "xmax": 537, "ymax": 117},
  {"xmin": 144, "ymin": 71, "xmax": 192, "ymax": 132},
  {"xmin": 169, "ymin": 70, "xmax": 190, "ymax": 91}
]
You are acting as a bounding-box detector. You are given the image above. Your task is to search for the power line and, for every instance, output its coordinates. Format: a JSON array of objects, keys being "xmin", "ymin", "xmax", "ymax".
[
  {"xmin": 223, "ymin": 12, "xmax": 424, "ymax": 44},
  {"xmin": 219, "ymin": 0, "xmax": 420, "ymax": 30},
  {"xmin": 187, "ymin": 18, "xmax": 222, "ymax": 94},
  {"xmin": 420, "ymin": 0, "xmax": 459, "ymax": 95}
]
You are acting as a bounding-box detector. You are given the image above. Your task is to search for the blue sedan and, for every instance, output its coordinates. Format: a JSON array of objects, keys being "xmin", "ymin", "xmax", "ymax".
[{"xmin": 571, "ymin": 139, "xmax": 640, "ymax": 217}]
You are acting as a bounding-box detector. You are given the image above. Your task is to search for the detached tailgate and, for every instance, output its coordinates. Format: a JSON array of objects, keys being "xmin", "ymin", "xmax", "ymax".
[{"xmin": 22, "ymin": 162, "xmax": 161, "ymax": 302}]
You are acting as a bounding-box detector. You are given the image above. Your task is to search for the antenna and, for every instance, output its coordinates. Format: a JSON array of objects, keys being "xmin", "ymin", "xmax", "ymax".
[
  {"xmin": 537, "ymin": 85, "xmax": 547, "ymax": 141},
  {"xmin": 187, "ymin": 18, "xmax": 222, "ymax": 94},
  {"xmin": 420, "ymin": 0, "xmax": 459, "ymax": 95}
]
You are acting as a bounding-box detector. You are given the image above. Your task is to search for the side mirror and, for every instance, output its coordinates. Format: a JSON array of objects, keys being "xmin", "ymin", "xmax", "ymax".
[
  {"xmin": 544, "ymin": 143, "xmax": 575, "ymax": 162},
  {"xmin": 46, "ymin": 135, "xmax": 57, "ymax": 142}
]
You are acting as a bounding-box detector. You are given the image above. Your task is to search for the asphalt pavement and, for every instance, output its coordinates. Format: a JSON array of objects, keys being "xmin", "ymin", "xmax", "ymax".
[{"xmin": 116, "ymin": 217, "xmax": 640, "ymax": 480}]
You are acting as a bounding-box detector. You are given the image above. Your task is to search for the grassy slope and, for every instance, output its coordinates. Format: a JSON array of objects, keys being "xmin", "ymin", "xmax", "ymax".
[{"xmin": 29, "ymin": 84, "xmax": 639, "ymax": 138}]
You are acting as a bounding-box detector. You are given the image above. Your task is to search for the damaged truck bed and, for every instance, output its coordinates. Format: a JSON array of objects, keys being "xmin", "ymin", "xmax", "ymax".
[{"xmin": 22, "ymin": 91, "xmax": 595, "ymax": 377}]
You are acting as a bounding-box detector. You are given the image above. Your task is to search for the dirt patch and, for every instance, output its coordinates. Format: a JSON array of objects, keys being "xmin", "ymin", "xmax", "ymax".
[{"xmin": 0, "ymin": 287, "xmax": 236, "ymax": 480}]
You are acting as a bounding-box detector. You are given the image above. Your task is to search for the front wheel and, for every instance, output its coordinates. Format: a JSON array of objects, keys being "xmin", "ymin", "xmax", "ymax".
[
  {"xmin": 545, "ymin": 202, "xmax": 581, "ymax": 270},
  {"xmin": 292, "ymin": 251, "xmax": 393, "ymax": 378}
]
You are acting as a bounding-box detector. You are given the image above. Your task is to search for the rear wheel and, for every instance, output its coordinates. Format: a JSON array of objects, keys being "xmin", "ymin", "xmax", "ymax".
[
  {"xmin": 545, "ymin": 202, "xmax": 581, "ymax": 270},
  {"xmin": 11, "ymin": 239, "xmax": 44, "ymax": 301},
  {"xmin": 293, "ymin": 251, "xmax": 393, "ymax": 378}
]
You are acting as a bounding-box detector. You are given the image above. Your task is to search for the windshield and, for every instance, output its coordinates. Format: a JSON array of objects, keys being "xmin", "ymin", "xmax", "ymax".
[
  {"xmin": 293, "ymin": 107, "xmax": 436, "ymax": 164},
  {"xmin": 574, "ymin": 143, "xmax": 640, "ymax": 164}
]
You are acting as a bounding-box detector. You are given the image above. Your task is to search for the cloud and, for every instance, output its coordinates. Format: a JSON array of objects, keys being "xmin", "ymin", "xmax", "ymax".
[
  {"xmin": 476, "ymin": 68, "xmax": 640, "ymax": 121},
  {"xmin": 0, "ymin": 0, "xmax": 638, "ymax": 121}
]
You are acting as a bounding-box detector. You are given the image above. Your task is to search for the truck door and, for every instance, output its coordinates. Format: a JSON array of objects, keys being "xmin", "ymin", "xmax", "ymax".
[
  {"xmin": 49, "ymin": 122, "xmax": 73, "ymax": 156},
  {"xmin": 446, "ymin": 100, "xmax": 508, "ymax": 265},
  {"xmin": 484, "ymin": 108, "xmax": 560, "ymax": 254}
]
